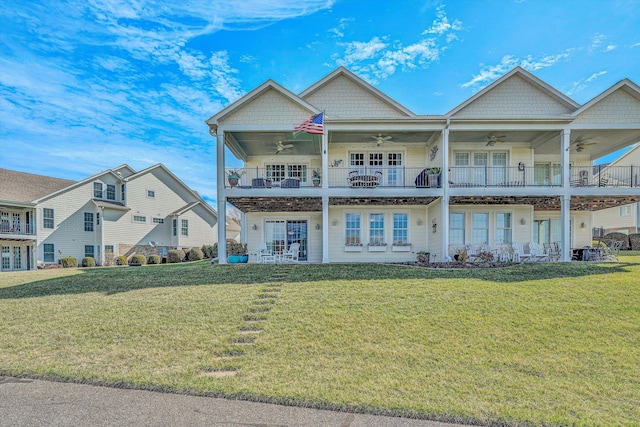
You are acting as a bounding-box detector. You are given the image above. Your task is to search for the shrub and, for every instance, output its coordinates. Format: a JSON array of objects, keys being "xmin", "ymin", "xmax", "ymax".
[
  {"xmin": 58, "ymin": 257, "xmax": 78, "ymax": 268},
  {"xmin": 201, "ymin": 244, "xmax": 215, "ymax": 259},
  {"xmin": 227, "ymin": 242, "xmax": 248, "ymax": 255},
  {"xmin": 81, "ymin": 257, "xmax": 96, "ymax": 267},
  {"xmin": 148, "ymin": 254, "xmax": 161, "ymax": 264},
  {"xmin": 167, "ymin": 249, "xmax": 185, "ymax": 263},
  {"xmin": 187, "ymin": 247, "xmax": 204, "ymax": 261},
  {"xmin": 115, "ymin": 255, "xmax": 128, "ymax": 266},
  {"xmin": 603, "ymin": 232, "xmax": 630, "ymax": 250},
  {"xmin": 130, "ymin": 254, "xmax": 146, "ymax": 265},
  {"xmin": 629, "ymin": 234, "xmax": 640, "ymax": 251}
]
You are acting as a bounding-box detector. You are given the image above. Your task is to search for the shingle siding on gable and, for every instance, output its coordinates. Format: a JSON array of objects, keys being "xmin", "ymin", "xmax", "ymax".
[
  {"xmin": 220, "ymin": 89, "xmax": 313, "ymax": 125},
  {"xmin": 453, "ymin": 75, "xmax": 574, "ymax": 118},
  {"xmin": 302, "ymin": 75, "xmax": 408, "ymax": 119},
  {"xmin": 573, "ymin": 89, "xmax": 640, "ymax": 124}
]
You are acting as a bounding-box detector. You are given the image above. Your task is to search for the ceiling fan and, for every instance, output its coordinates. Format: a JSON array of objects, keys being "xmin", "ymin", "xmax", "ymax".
[
  {"xmin": 274, "ymin": 140, "xmax": 294, "ymax": 154},
  {"xmin": 486, "ymin": 133, "xmax": 506, "ymax": 146},
  {"xmin": 571, "ymin": 138, "xmax": 596, "ymax": 152},
  {"xmin": 371, "ymin": 133, "xmax": 393, "ymax": 146}
]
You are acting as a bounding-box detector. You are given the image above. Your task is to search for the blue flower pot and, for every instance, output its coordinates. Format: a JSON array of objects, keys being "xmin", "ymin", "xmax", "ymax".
[{"xmin": 227, "ymin": 255, "xmax": 249, "ymax": 264}]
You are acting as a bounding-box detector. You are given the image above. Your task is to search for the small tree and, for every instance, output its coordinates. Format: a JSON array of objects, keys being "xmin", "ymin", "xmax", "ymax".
[
  {"xmin": 148, "ymin": 254, "xmax": 161, "ymax": 264},
  {"xmin": 81, "ymin": 257, "xmax": 96, "ymax": 267},
  {"xmin": 167, "ymin": 249, "xmax": 185, "ymax": 263},
  {"xmin": 59, "ymin": 257, "xmax": 78, "ymax": 268},
  {"xmin": 130, "ymin": 254, "xmax": 146, "ymax": 265},
  {"xmin": 115, "ymin": 255, "xmax": 128, "ymax": 266},
  {"xmin": 187, "ymin": 247, "xmax": 204, "ymax": 261}
]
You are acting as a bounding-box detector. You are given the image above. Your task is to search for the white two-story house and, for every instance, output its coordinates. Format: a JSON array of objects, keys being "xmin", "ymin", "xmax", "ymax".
[
  {"xmin": 0, "ymin": 164, "xmax": 218, "ymax": 271},
  {"xmin": 206, "ymin": 66, "xmax": 640, "ymax": 263}
]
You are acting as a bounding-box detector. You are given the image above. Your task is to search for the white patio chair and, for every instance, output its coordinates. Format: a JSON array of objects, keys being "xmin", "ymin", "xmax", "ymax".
[
  {"xmin": 256, "ymin": 243, "xmax": 275, "ymax": 263},
  {"xmin": 511, "ymin": 242, "xmax": 530, "ymax": 263},
  {"xmin": 281, "ymin": 242, "xmax": 300, "ymax": 262},
  {"xmin": 528, "ymin": 241, "xmax": 548, "ymax": 262}
]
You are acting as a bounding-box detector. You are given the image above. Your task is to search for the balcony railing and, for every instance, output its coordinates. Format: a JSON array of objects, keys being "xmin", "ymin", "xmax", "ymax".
[
  {"xmin": 224, "ymin": 165, "xmax": 639, "ymax": 189},
  {"xmin": 0, "ymin": 223, "xmax": 36, "ymax": 236}
]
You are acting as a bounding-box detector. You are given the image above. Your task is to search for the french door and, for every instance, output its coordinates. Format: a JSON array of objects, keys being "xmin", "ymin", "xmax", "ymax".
[
  {"xmin": 350, "ymin": 152, "xmax": 403, "ymax": 186},
  {"xmin": 264, "ymin": 220, "xmax": 308, "ymax": 261}
]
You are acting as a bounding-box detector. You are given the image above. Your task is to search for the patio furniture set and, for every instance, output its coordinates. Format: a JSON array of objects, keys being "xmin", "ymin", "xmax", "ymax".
[{"xmin": 255, "ymin": 242, "xmax": 301, "ymax": 263}]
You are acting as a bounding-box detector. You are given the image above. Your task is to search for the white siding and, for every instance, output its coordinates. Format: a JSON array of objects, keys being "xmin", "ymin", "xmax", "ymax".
[{"xmin": 220, "ymin": 88, "xmax": 312, "ymax": 126}]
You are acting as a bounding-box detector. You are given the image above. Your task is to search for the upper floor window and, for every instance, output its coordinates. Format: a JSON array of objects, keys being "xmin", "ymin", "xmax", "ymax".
[
  {"xmin": 84, "ymin": 212, "xmax": 94, "ymax": 232},
  {"xmin": 121, "ymin": 184, "xmax": 126, "ymax": 202},
  {"xmin": 43, "ymin": 243, "xmax": 55, "ymax": 263},
  {"xmin": 93, "ymin": 182, "xmax": 103, "ymax": 198},
  {"xmin": 172, "ymin": 219, "xmax": 177, "ymax": 236},
  {"xmin": 106, "ymin": 184, "xmax": 116, "ymax": 200},
  {"xmin": 369, "ymin": 213, "xmax": 385, "ymax": 245},
  {"xmin": 345, "ymin": 213, "xmax": 361, "ymax": 246},
  {"xmin": 147, "ymin": 190, "xmax": 155, "ymax": 198},
  {"xmin": 43, "ymin": 208, "xmax": 54, "ymax": 229},
  {"xmin": 393, "ymin": 213, "xmax": 408, "ymax": 245},
  {"xmin": 133, "ymin": 215, "xmax": 146, "ymax": 223},
  {"xmin": 181, "ymin": 219, "xmax": 189, "ymax": 236},
  {"xmin": 152, "ymin": 217, "xmax": 164, "ymax": 224}
]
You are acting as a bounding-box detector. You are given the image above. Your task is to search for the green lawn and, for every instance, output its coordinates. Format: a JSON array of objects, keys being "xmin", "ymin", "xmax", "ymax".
[{"xmin": 1, "ymin": 255, "xmax": 639, "ymax": 426}]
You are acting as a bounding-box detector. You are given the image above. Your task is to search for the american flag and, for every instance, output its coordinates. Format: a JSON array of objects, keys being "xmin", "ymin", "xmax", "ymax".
[{"xmin": 293, "ymin": 112, "xmax": 324, "ymax": 135}]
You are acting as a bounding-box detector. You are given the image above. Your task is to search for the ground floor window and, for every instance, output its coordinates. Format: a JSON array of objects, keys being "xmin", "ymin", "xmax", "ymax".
[
  {"xmin": 495, "ymin": 213, "xmax": 512, "ymax": 244},
  {"xmin": 85, "ymin": 245, "xmax": 94, "ymax": 258},
  {"xmin": 393, "ymin": 213, "xmax": 408, "ymax": 245},
  {"xmin": 449, "ymin": 213, "xmax": 465, "ymax": 245},
  {"xmin": 534, "ymin": 218, "xmax": 565, "ymax": 245},
  {"xmin": 369, "ymin": 213, "xmax": 385, "ymax": 245},
  {"xmin": 43, "ymin": 243, "xmax": 55, "ymax": 263},
  {"xmin": 264, "ymin": 220, "xmax": 308, "ymax": 261},
  {"xmin": 345, "ymin": 213, "xmax": 361, "ymax": 246},
  {"xmin": 13, "ymin": 247, "xmax": 21, "ymax": 269},
  {"xmin": 1, "ymin": 246, "xmax": 9, "ymax": 270},
  {"xmin": 181, "ymin": 219, "xmax": 189, "ymax": 236}
]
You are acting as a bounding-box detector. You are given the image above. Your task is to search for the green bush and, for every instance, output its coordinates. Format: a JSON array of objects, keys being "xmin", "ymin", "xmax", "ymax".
[
  {"xmin": 201, "ymin": 245, "xmax": 215, "ymax": 259},
  {"xmin": 148, "ymin": 254, "xmax": 161, "ymax": 264},
  {"xmin": 629, "ymin": 234, "xmax": 640, "ymax": 250},
  {"xmin": 187, "ymin": 247, "xmax": 204, "ymax": 261},
  {"xmin": 115, "ymin": 255, "xmax": 128, "ymax": 266},
  {"xmin": 81, "ymin": 257, "xmax": 96, "ymax": 267},
  {"xmin": 167, "ymin": 249, "xmax": 185, "ymax": 263},
  {"xmin": 129, "ymin": 254, "xmax": 146, "ymax": 265},
  {"xmin": 58, "ymin": 257, "xmax": 78, "ymax": 268},
  {"xmin": 603, "ymin": 232, "xmax": 630, "ymax": 250}
]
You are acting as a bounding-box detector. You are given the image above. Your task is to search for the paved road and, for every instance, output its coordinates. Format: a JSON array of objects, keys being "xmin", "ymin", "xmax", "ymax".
[{"xmin": 0, "ymin": 377, "xmax": 470, "ymax": 427}]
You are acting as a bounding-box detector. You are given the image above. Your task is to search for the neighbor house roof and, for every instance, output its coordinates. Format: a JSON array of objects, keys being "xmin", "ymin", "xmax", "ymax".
[{"xmin": 0, "ymin": 168, "xmax": 76, "ymax": 204}]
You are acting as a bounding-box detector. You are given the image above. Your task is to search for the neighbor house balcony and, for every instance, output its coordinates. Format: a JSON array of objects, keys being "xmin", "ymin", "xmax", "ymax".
[{"xmin": 0, "ymin": 222, "xmax": 36, "ymax": 240}]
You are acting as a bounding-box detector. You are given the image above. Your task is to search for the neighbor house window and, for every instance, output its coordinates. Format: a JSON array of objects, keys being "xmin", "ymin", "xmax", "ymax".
[
  {"xmin": 449, "ymin": 213, "xmax": 465, "ymax": 245},
  {"xmin": 147, "ymin": 190, "xmax": 155, "ymax": 198},
  {"xmin": 84, "ymin": 245, "xmax": 94, "ymax": 258},
  {"xmin": 473, "ymin": 213, "xmax": 489, "ymax": 245},
  {"xmin": 152, "ymin": 217, "xmax": 164, "ymax": 224},
  {"xmin": 96, "ymin": 213, "xmax": 100, "ymax": 226},
  {"xmin": 43, "ymin": 243, "xmax": 55, "ymax": 263},
  {"xmin": 121, "ymin": 184, "xmax": 126, "ymax": 201},
  {"xmin": 496, "ymin": 213, "xmax": 512, "ymax": 244},
  {"xmin": 345, "ymin": 213, "xmax": 361, "ymax": 245},
  {"xmin": 181, "ymin": 219, "xmax": 189, "ymax": 236},
  {"xmin": 93, "ymin": 182, "xmax": 103, "ymax": 198},
  {"xmin": 133, "ymin": 215, "xmax": 146, "ymax": 223},
  {"xmin": 1, "ymin": 246, "xmax": 9, "ymax": 269},
  {"xmin": 393, "ymin": 213, "xmax": 408, "ymax": 245},
  {"xmin": 172, "ymin": 219, "xmax": 177, "ymax": 236},
  {"xmin": 43, "ymin": 208, "xmax": 54, "ymax": 229},
  {"xmin": 369, "ymin": 213, "xmax": 385, "ymax": 245},
  {"xmin": 106, "ymin": 184, "xmax": 115, "ymax": 200},
  {"xmin": 13, "ymin": 247, "xmax": 21, "ymax": 269},
  {"xmin": 84, "ymin": 212, "xmax": 94, "ymax": 232},
  {"xmin": 105, "ymin": 245, "xmax": 114, "ymax": 253},
  {"xmin": 620, "ymin": 205, "xmax": 633, "ymax": 216}
]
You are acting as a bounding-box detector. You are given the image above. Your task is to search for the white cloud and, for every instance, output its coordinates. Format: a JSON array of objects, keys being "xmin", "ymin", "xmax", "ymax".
[
  {"xmin": 566, "ymin": 71, "xmax": 607, "ymax": 96},
  {"xmin": 605, "ymin": 44, "xmax": 617, "ymax": 52},
  {"xmin": 422, "ymin": 5, "xmax": 463, "ymax": 35},
  {"xmin": 328, "ymin": 17, "xmax": 354, "ymax": 38}
]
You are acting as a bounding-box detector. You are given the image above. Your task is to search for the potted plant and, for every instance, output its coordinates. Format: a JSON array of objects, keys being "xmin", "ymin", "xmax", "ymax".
[
  {"xmin": 226, "ymin": 169, "xmax": 244, "ymax": 187},
  {"xmin": 428, "ymin": 167, "xmax": 441, "ymax": 188},
  {"xmin": 311, "ymin": 169, "xmax": 321, "ymax": 187},
  {"xmin": 367, "ymin": 241, "xmax": 387, "ymax": 252},
  {"xmin": 344, "ymin": 239, "xmax": 363, "ymax": 252},
  {"xmin": 227, "ymin": 242, "xmax": 249, "ymax": 263},
  {"xmin": 392, "ymin": 241, "xmax": 412, "ymax": 252}
]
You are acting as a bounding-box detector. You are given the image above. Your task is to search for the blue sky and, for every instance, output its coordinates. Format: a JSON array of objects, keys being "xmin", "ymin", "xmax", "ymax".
[{"xmin": 1, "ymin": 0, "xmax": 639, "ymax": 205}]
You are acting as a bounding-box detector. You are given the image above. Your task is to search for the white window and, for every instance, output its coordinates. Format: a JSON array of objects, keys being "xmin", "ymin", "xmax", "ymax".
[
  {"xmin": 345, "ymin": 213, "xmax": 361, "ymax": 246},
  {"xmin": 449, "ymin": 213, "xmax": 465, "ymax": 245},
  {"xmin": 287, "ymin": 164, "xmax": 308, "ymax": 183},
  {"xmin": 106, "ymin": 184, "xmax": 116, "ymax": 200},
  {"xmin": 43, "ymin": 243, "xmax": 55, "ymax": 263},
  {"xmin": 620, "ymin": 205, "xmax": 633, "ymax": 216},
  {"xmin": 535, "ymin": 163, "xmax": 562, "ymax": 186},
  {"xmin": 1, "ymin": 246, "xmax": 9, "ymax": 269},
  {"xmin": 84, "ymin": 245, "xmax": 94, "ymax": 258},
  {"xmin": 84, "ymin": 212, "xmax": 94, "ymax": 232},
  {"xmin": 266, "ymin": 164, "xmax": 308, "ymax": 184},
  {"xmin": 393, "ymin": 213, "xmax": 408, "ymax": 245},
  {"xmin": 473, "ymin": 213, "xmax": 489, "ymax": 245},
  {"xmin": 147, "ymin": 190, "xmax": 155, "ymax": 198},
  {"xmin": 152, "ymin": 217, "xmax": 165, "ymax": 224},
  {"xmin": 496, "ymin": 213, "xmax": 512, "ymax": 244},
  {"xmin": 133, "ymin": 215, "xmax": 146, "ymax": 223},
  {"xmin": 181, "ymin": 219, "xmax": 188, "ymax": 236},
  {"xmin": 43, "ymin": 208, "xmax": 54, "ymax": 229},
  {"xmin": 94, "ymin": 182, "xmax": 103, "ymax": 198},
  {"xmin": 13, "ymin": 247, "xmax": 21, "ymax": 269},
  {"xmin": 1, "ymin": 212, "xmax": 8, "ymax": 232},
  {"xmin": 369, "ymin": 213, "xmax": 385, "ymax": 245}
]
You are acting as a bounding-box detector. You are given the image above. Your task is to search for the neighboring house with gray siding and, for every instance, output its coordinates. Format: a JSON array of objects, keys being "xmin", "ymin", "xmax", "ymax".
[{"xmin": 0, "ymin": 164, "xmax": 218, "ymax": 271}]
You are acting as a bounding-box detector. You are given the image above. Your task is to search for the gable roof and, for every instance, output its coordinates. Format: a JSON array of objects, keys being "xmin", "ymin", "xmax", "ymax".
[
  {"xmin": 447, "ymin": 66, "xmax": 580, "ymax": 118},
  {"xmin": 299, "ymin": 66, "xmax": 415, "ymax": 118},
  {"xmin": 571, "ymin": 78, "xmax": 640, "ymax": 117},
  {"xmin": 0, "ymin": 168, "xmax": 76, "ymax": 204}
]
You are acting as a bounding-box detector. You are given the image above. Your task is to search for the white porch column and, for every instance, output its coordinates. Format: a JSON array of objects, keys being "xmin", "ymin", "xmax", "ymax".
[
  {"xmin": 322, "ymin": 195, "xmax": 329, "ymax": 263},
  {"xmin": 560, "ymin": 129, "xmax": 571, "ymax": 262},
  {"xmin": 441, "ymin": 125, "xmax": 450, "ymax": 261},
  {"xmin": 321, "ymin": 124, "xmax": 328, "ymax": 190},
  {"xmin": 216, "ymin": 130, "xmax": 227, "ymax": 264}
]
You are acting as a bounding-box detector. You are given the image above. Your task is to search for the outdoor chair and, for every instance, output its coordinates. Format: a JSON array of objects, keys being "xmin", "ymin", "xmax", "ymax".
[
  {"xmin": 256, "ymin": 243, "xmax": 275, "ymax": 263},
  {"xmin": 511, "ymin": 242, "xmax": 530, "ymax": 262},
  {"xmin": 281, "ymin": 178, "xmax": 300, "ymax": 188},
  {"xmin": 281, "ymin": 242, "xmax": 300, "ymax": 262},
  {"xmin": 528, "ymin": 241, "xmax": 548, "ymax": 262}
]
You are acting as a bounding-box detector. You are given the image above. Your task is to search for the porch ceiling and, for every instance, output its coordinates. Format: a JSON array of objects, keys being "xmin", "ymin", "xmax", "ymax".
[
  {"xmin": 227, "ymin": 131, "xmax": 321, "ymax": 157},
  {"xmin": 330, "ymin": 196, "xmax": 438, "ymax": 206},
  {"xmin": 450, "ymin": 195, "xmax": 640, "ymax": 211},
  {"xmin": 228, "ymin": 197, "xmax": 323, "ymax": 212}
]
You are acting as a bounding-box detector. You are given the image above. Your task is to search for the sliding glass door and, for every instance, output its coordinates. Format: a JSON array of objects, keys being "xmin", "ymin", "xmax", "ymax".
[{"xmin": 264, "ymin": 220, "xmax": 308, "ymax": 261}]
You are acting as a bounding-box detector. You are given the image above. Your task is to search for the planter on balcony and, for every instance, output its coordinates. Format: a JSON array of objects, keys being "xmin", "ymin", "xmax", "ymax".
[
  {"xmin": 344, "ymin": 245, "xmax": 363, "ymax": 252},
  {"xmin": 392, "ymin": 245, "xmax": 412, "ymax": 252}
]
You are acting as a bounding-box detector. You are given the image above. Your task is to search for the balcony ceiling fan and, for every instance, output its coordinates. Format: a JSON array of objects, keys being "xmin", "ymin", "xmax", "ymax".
[
  {"xmin": 571, "ymin": 138, "xmax": 596, "ymax": 152},
  {"xmin": 372, "ymin": 133, "xmax": 393, "ymax": 146},
  {"xmin": 486, "ymin": 133, "xmax": 506, "ymax": 146},
  {"xmin": 274, "ymin": 140, "xmax": 294, "ymax": 154}
]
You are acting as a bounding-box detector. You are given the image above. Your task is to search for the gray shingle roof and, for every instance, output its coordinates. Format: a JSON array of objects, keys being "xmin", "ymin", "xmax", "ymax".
[{"xmin": 0, "ymin": 168, "xmax": 76, "ymax": 203}]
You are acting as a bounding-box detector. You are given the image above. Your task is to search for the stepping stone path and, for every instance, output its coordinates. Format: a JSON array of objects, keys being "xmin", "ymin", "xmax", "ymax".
[{"xmin": 202, "ymin": 265, "xmax": 294, "ymax": 378}]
